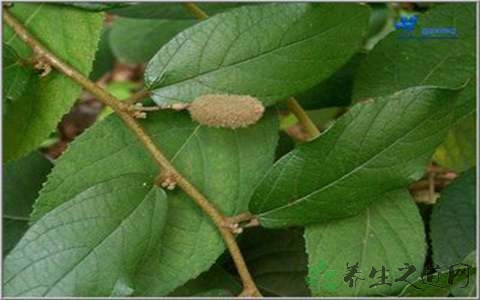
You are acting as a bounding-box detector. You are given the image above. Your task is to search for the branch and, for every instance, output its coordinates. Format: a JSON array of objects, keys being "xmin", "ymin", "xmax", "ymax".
[
  {"xmin": 180, "ymin": 3, "xmax": 263, "ymax": 297},
  {"xmin": 286, "ymin": 97, "xmax": 320, "ymax": 139},
  {"xmin": 3, "ymin": 214, "xmax": 30, "ymax": 221},
  {"xmin": 182, "ymin": 3, "xmax": 208, "ymax": 20},
  {"xmin": 224, "ymin": 212, "xmax": 260, "ymax": 233},
  {"xmin": 3, "ymin": 9, "xmax": 260, "ymax": 298},
  {"xmin": 125, "ymin": 89, "xmax": 151, "ymax": 104}
]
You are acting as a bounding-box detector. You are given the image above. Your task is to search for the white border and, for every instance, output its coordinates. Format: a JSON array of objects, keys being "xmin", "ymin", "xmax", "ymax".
[{"xmin": 0, "ymin": 1, "xmax": 478, "ymax": 299}]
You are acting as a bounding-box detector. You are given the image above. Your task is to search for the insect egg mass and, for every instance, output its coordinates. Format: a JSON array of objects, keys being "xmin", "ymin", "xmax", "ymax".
[{"xmin": 188, "ymin": 94, "xmax": 265, "ymax": 129}]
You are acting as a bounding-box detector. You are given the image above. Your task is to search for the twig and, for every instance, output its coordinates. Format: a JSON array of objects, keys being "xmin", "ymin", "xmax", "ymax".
[
  {"xmin": 3, "ymin": 214, "xmax": 30, "ymax": 221},
  {"xmin": 225, "ymin": 212, "xmax": 256, "ymax": 225},
  {"xmin": 3, "ymin": 9, "xmax": 260, "ymax": 298},
  {"xmin": 409, "ymin": 178, "xmax": 452, "ymax": 192},
  {"xmin": 125, "ymin": 89, "xmax": 151, "ymax": 104},
  {"xmin": 409, "ymin": 163, "xmax": 457, "ymax": 192},
  {"xmin": 243, "ymin": 217, "xmax": 260, "ymax": 228},
  {"xmin": 223, "ymin": 212, "xmax": 260, "ymax": 234},
  {"xmin": 428, "ymin": 172, "xmax": 435, "ymax": 204},
  {"xmin": 286, "ymin": 97, "xmax": 320, "ymax": 140},
  {"xmin": 225, "ymin": 212, "xmax": 260, "ymax": 227},
  {"xmin": 180, "ymin": 4, "xmax": 263, "ymax": 297},
  {"xmin": 133, "ymin": 105, "xmax": 162, "ymax": 112},
  {"xmin": 182, "ymin": 3, "xmax": 208, "ymax": 20}
]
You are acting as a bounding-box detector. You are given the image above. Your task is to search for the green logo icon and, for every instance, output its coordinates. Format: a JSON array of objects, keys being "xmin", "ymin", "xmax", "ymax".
[{"xmin": 305, "ymin": 258, "xmax": 339, "ymax": 292}]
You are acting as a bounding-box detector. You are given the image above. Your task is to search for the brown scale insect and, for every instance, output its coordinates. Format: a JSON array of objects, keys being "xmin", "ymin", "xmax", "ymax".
[{"xmin": 187, "ymin": 94, "xmax": 265, "ymax": 129}]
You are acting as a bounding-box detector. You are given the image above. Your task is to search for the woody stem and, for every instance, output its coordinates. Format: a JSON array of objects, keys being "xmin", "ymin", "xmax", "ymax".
[{"xmin": 4, "ymin": 8, "xmax": 260, "ymax": 298}]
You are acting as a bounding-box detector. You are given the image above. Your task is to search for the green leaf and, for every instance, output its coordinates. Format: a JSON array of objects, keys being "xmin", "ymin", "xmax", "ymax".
[
  {"xmin": 305, "ymin": 190, "xmax": 426, "ymax": 296},
  {"xmin": 89, "ymin": 28, "xmax": 115, "ymax": 81},
  {"xmin": 399, "ymin": 252, "xmax": 476, "ymax": 297},
  {"xmin": 108, "ymin": 3, "xmax": 249, "ymax": 19},
  {"xmin": 195, "ymin": 289, "xmax": 234, "ymax": 297},
  {"xmin": 295, "ymin": 52, "xmax": 366, "ymax": 109},
  {"xmin": 145, "ymin": 3, "xmax": 370, "ymax": 106},
  {"xmin": 57, "ymin": 3, "xmax": 130, "ymax": 12},
  {"xmin": 323, "ymin": 281, "xmax": 340, "ymax": 292},
  {"xmin": 3, "ymin": 152, "xmax": 53, "ymax": 255},
  {"xmin": 353, "ymin": 3, "xmax": 476, "ymax": 100},
  {"xmin": 109, "ymin": 18, "xmax": 194, "ymax": 64},
  {"xmin": 3, "ymin": 4, "xmax": 104, "ymax": 161},
  {"xmin": 362, "ymin": 3, "xmax": 395, "ymax": 51},
  {"xmin": 433, "ymin": 77, "xmax": 476, "ymax": 172},
  {"xmin": 29, "ymin": 110, "xmax": 279, "ymax": 296},
  {"xmin": 430, "ymin": 168, "xmax": 476, "ymax": 268},
  {"xmin": 308, "ymin": 108, "xmax": 340, "ymax": 130},
  {"xmin": 3, "ymin": 220, "xmax": 28, "ymax": 258},
  {"xmin": 451, "ymin": 251, "xmax": 477, "ymax": 297},
  {"xmin": 238, "ymin": 228, "xmax": 310, "ymax": 296},
  {"xmin": 4, "ymin": 175, "xmax": 168, "ymax": 297},
  {"xmin": 323, "ymin": 270, "xmax": 337, "ymax": 281},
  {"xmin": 275, "ymin": 131, "xmax": 296, "ymax": 160},
  {"xmin": 307, "ymin": 267, "xmax": 319, "ymax": 281},
  {"xmin": 317, "ymin": 259, "xmax": 328, "ymax": 274},
  {"xmin": 398, "ymin": 271, "xmax": 451, "ymax": 297},
  {"xmin": 250, "ymin": 86, "xmax": 460, "ymax": 227},
  {"xmin": 434, "ymin": 104, "xmax": 476, "ymax": 172},
  {"xmin": 169, "ymin": 264, "xmax": 241, "ymax": 296},
  {"xmin": 2, "ymin": 44, "xmax": 33, "ymax": 111},
  {"xmin": 365, "ymin": 3, "xmax": 390, "ymax": 40},
  {"xmin": 305, "ymin": 276, "xmax": 318, "ymax": 287}
]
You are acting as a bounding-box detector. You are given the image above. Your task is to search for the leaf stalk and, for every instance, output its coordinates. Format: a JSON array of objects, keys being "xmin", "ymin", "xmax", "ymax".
[
  {"xmin": 182, "ymin": 3, "xmax": 208, "ymax": 20},
  {"xmin": 125, "ymin": 89, "xmax": 151, "ymax": 104},
  {"xmin": 286, "ymin": 97, "xmax": 321, "ymax": 139}
]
